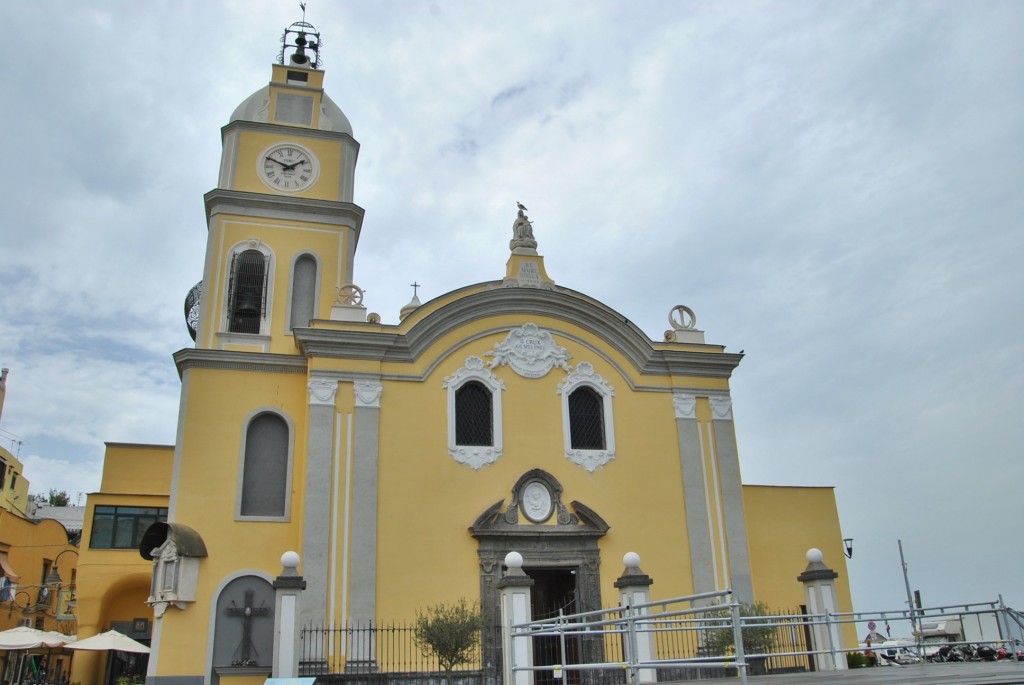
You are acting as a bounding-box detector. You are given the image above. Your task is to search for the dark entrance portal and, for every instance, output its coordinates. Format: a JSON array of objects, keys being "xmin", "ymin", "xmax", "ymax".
[{"xmin": 530, "ymin": 567, "xmax": 580, "ymax": 685}]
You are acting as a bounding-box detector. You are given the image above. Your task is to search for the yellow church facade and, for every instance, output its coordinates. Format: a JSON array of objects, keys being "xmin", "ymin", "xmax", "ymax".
[{"xmin": 72, "ymin": 22, "xmax": 853, "ymax": 685}]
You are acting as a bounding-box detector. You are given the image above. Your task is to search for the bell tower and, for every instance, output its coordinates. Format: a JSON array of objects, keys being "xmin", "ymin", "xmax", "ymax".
[{"xmin": 185, "ymin": 21, "xmax": 364, "ymax": 352}]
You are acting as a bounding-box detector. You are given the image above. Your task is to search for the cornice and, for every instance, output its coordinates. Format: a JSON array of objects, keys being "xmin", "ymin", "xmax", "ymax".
[
  {"xmin": 294, "ymin": 288, "xmax": 743, "ymax": 379},
  {"xmin": 221, "ymin": 119, "xmax": 359, "ymax": 148},
  {"xmin": 203, "ymin": 189, "xmax": 365, "ymax": 234},
  {"xmin": 173, "ymin": 348, "xmax": 307, "ymax": 379}
]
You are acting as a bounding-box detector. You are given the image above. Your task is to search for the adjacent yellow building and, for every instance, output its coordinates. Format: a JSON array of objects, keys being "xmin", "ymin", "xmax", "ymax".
[{"xmin": 73, "ymin": 21, "xmax": 854, "ymax": 685}]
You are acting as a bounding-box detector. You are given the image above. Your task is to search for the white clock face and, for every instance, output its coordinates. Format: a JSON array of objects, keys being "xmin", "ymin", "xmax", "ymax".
[{"xmin": 257, "ymin": 143, "xmax": 320, "ymax": 193}]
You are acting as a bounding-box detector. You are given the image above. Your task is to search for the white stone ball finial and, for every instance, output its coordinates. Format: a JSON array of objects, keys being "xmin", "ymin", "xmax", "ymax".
[
  {"xmin": 623, "ymin": 552, "xmax": 641, "ymax": 569},
  {"xmin": 505, "ymin": 551, "xmax": 524, "ymax": 569},
  {"xmin": 806, "ymin": 548, "xmax": 824, "ymax": 563},
  {"xmin": 281, "ymin": 550, "xmax": 301, "ymax": 569}
]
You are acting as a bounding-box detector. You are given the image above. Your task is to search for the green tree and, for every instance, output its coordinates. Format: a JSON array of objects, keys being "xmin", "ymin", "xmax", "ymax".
[
  {"xmin": 701, "ymin": 601, "xmax": 777, "ymax": 655},
  {"xmin": 413, "ymin": 598, "xmax": 482, "ymax": 684},
  {"xmin": 29, "ymin": 490, "xmax": 71, "ymax": 506}
]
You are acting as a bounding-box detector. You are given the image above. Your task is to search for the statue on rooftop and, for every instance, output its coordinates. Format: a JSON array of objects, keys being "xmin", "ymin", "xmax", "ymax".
[{"xmin": 510, "ymin": 202, "xmax": 538, "ymax": 252}]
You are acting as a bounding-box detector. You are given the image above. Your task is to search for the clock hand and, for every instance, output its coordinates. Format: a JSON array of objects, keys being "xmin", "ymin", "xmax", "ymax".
[
  {"xmin": 283, "ymin": 159, "xmax": 308, "ymax": 171},
  {"xmin": 264, "ymin": 156, "xmax": 289, "ymax": 168}
]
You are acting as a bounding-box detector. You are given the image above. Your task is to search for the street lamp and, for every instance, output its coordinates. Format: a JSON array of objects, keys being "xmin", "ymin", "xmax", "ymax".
[
  {"xmin": 44, "ymin": 549, "xmax": 80, "ymax": 587},
  {"xmin": 44, "ymin": 549, "xmax": 79, "ymax": 616}
]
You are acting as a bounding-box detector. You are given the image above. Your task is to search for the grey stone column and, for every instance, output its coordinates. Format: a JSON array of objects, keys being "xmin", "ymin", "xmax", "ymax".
[
  {"xmin": 614, "ymin": 553, "xmax": 655, "ymax": 685},
  {"xmin": 301, "ymin": 375, "xmax": 338, "ymax": 629},
  {"xmin": 273, "ymin": 551, "xmax": 307, "ymax": 678},
  {"xmin": 498, "ymin": 552, "xmax": 535, "ymax": 685},
  {"xmin": 797, "ymin": 549, "xmax": 846, "ymax": 671},
  {"xmin": 346, "ymin": 380, "xmax": 382, "ymax": 672},
  {"xmin": 673, "ymin": 393, "xmax": 715, "ymax": 599},
  {"xmin": 709, "ymin": 396, "xmax": 754, "ymax": 603}
]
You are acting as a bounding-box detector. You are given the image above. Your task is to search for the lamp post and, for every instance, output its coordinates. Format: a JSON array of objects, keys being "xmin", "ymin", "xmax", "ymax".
[{"xmin": 44, "ymin": 549, "xmax": 79, "ymax": 620}]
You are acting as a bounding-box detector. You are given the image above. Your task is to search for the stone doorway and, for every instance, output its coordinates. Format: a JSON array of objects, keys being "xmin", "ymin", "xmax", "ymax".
[{"xmin": 470, "ymin": 469, "xmax": 610, "ymax": 685}]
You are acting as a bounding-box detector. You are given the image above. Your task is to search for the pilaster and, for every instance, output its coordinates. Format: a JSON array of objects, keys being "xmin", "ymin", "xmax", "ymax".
[
  {"xmin": 301, "ymin": 375, "xmax": 337, "ymax": 628},
  {"xmin": 709, "ymin": 395, "xmax": 753, "ymax": 603},
  {"xmin": 347, "ymin": 380, "xmax": 382, "ymax": 669},
  {"xmin": 672, "ymin": 393, "xmax": 715, "ymax": 599}
]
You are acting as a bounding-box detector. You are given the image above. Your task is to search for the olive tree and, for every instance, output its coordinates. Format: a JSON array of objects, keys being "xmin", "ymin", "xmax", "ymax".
[{"xmin": 414, "ymin": 598, "xmax": 482, "ymax": 684}]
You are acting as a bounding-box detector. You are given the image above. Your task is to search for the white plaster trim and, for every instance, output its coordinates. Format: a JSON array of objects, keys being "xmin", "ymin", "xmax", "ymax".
[
  {"xmin": 308, "ymin": 377, "xmax": 339, "ymax": 406},
  {"xmin": 673, "ymin": 393, "xmax": 697, "ymax": 420},
  {"xmin": 486, "ymin": 323, "xmax": 572, "ymax": 379},
  {"xmin": 443, "ymin": 356, "xmax": 505, "ymax": 469},
  {"xmin": 709, "ymin": 395, "xmax": 733, "ymax": 421},
  {"xmin": 557, "ymin": 362, "xmax": 616, "ymax": 472},
  {"xmin": 696, "ymin": 422, "xmax": 719, "ymax": 591},
  {"xmin": 353, "ymin": 380, "xmax": 383, "ymax": 408}
]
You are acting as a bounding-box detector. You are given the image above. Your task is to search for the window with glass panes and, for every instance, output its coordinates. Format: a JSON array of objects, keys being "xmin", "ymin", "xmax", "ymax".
[
  {"xmin": 455, "ymin": 381, "xmax": 493, "ymax": 446},
  {"xmin": 89, "ymin": 506, "xmax": 168, "ymax": 549}
]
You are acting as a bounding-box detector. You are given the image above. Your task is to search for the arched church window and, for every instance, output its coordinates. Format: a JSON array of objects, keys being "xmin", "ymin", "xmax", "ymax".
[
  {"xmin": 289, "ymin": 254, "xmax": 318, "ymax": 331},
  {"xmin": 568, "ymin": 386, "xmax": 605, "ymax": 450},
  {"xmin": 455, "ymin": 381, "xmax": 493, "ymax": 446},
  {"xmin": 443, "ymin": 356, "xmax": 505, "ymax": 469},
  {"xmin": 239, "ymin": 412, "xmax": 291, "ymax": 519},
  {"xmin": 228, "ymin": 250, "xmax": 270, "ymax": 334},
  {"xmin": 557, "ymin": 362, "xmax": 616, "ymax": 472}
]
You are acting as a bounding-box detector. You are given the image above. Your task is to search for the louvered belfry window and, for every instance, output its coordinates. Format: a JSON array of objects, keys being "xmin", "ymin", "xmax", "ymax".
[
  {"xmin": 455, "ymin": 381, "xmax": 493, "ymax": 446},
  {"xmin": 228, "ymin": 250, "xmax": 269, "ymax": 334},
  {"xmin": 569, "ymin": 386, "xmax": 605, "ymax": 450}
]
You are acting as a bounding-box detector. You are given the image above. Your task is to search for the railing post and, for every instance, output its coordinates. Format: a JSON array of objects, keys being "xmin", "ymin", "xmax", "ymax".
[
  {"xmin": 498, "ymin": 552, "xmax": 535, "ymax": 685},
  {"xmin": 273, "ymin": 551, "xmax": 307, "ymax": 678},
  {"xmin": 614, "ymin": 552, "xmax": 655, "ymax": 685},
  {"xmin": 797, "ymin": 548, "xmax": 847, "ymax": 671},
  {"xmin": 730, "ymin": 601, "xmax": 748, "ymax": 685}
]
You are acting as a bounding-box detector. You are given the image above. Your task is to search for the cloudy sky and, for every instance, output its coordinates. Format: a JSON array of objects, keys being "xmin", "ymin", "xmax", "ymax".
[{"xmin": 1, "ymin": 1, "xmax": 1022, "ymax": 628}]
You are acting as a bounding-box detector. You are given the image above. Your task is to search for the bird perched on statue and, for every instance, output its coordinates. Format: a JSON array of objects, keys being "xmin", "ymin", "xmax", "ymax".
[{"xmin": 516, "ymin": 202, "xmax": 528, "ymax": 212}]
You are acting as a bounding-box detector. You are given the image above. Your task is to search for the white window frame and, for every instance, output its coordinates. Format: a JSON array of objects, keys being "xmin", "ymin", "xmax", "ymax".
[
  {"xmin": 443, "ymin": 355, "xmax": 505, "ymax": 470},
  {"xmin": 218, "ymin": 239, "xmax": 276, "ymax": 349},
  {"xmin": 235, "ymin": 408, "xmax": 295, "ymax": 522},
  {"xmin": 557, "ymin": 361, "xmax": 616, "ymax": 472}
]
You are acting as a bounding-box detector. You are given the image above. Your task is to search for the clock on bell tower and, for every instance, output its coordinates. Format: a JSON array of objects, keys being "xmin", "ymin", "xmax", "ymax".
[{"xmin": 185, "ymin": 21, "xmax": 365, "ymax": 352}]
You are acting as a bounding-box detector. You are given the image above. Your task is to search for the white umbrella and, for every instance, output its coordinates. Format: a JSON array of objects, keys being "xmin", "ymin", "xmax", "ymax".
[
  {"xmin": 0, "ymin": 626, "xmax": 74, "ymax": 650},
  {"xmin": 67, "ymin": 630, "xmax": 150, "ymax": 654}
]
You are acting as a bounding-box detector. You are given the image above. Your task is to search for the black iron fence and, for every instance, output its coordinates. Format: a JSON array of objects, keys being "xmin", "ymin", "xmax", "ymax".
[{"xmin": 300, "ymin": 622, "xmax": 502, "ymax": 676}]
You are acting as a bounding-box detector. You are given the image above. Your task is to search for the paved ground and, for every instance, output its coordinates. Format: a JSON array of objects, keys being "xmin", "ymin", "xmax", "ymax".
[{"xmin": 738, "ymin": 661, "xmax": 1024, "ymax": 684}]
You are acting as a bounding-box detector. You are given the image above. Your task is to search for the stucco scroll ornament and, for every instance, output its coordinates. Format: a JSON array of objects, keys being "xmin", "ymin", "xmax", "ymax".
[
  {"xmin": 709, "ymin": 395, "xmax": 733, "ymax": 421},
  {"xmin": 672, "ymin": 393, "xmax": 697, "ymax": 420},
  {"xmin": 486, "ymin": 323, "xmax": 572, "ymax": 379},
  {"xmin": 664, "ymin": 305, "xmax": 697, "ymax": 342},
  {"xmin": 308, "ymin": 377, "xmax": 339, "ymax": 406},
  {"xmin": 354, "ymin": 380, "xmax": 384, "ymax": 408}
]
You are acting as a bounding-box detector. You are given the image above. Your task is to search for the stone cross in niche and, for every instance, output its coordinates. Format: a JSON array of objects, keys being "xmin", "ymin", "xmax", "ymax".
[{"xmin": 225, "ymin": 589, "xmax": 272, "ymax": 667}]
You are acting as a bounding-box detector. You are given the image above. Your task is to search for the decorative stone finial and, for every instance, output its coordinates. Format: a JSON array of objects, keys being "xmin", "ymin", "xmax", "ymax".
[
  {"xmin": 505, "ymin": 551, "xmax": 524, "ymax": 569},
  {"xmin": 510, "ymin": 203, "xmax": 538, "ymax": 254},
  {"xmin": 623, "ymin": 552, "xmax": 641, "ymax": 569},
  {"xmin": 279, "ymin": 550, "xmax": 301, "ymax": 578}
]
